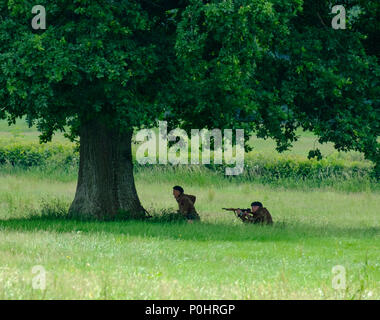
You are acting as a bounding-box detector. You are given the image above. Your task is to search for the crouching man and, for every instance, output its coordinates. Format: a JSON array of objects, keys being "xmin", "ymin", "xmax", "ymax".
[
  {"xmin": 236, "ymin": 201, "xmax": 273, "ymax": 225},
  {"xmin": 173, "ymin": 186, "xmax": 200, "ymax": 223}
]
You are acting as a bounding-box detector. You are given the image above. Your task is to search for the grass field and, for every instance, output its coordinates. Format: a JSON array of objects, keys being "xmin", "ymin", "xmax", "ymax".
[
  {"xmin": 0, "ymin": 119, "xmax": 379, "ymax": 299},
  {"xmin": 0, "ymin": 169, "xmax": 379, "ymax": 299}
]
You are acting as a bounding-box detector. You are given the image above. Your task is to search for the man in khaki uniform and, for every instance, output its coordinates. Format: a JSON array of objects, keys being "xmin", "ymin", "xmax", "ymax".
[
  {"xmin": 173, "ymin": 186, "xmax": 200, "ymax": 222},
  {"xmin": 236, "ymin": 201, "xmax": 273, "ymax": 225}
]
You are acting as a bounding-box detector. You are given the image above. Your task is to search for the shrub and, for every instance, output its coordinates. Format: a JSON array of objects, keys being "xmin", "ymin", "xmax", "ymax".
[
  {"xmin": 0, "ymin": 141, "xmax": 78, "ymax": 168},
  {"xmin": 0, "ymin": 139, "xmax": 376, "ymax": 183}
]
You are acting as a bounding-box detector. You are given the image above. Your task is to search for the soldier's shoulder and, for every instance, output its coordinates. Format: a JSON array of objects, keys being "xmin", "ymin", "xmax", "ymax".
[
  {"xmin": 183, "ymin": 194, "xmax": 196, "ymax": 203},
  {"xmin": 259, "ymin": 207, "xmax": 272, "ymax": 216},
  {"xmin": 261, "ymin": 207, "xmax": 273, "ymax": 223}
]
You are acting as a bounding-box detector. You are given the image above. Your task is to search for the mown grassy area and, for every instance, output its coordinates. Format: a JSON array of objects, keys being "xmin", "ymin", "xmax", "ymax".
[{"xmin": 0, "ymin": 119, "xmax": 378, "ymax": 299}]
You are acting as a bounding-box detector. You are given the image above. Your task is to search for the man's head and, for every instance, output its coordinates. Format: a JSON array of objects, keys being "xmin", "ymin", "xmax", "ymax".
[
  {"xmin": 173, "ymin": 186, "xmax": 184, "ymax": 198},
  {"xmin": 251, "ymin": 201, "xmax": 263, "ymax": 213}
]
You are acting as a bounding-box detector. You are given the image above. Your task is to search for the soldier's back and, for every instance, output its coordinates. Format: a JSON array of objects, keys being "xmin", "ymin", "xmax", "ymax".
[
  {"xmin": 258, "ymin": 207, "xmax": 273, "ymax": 224},
  {"xmin": 249, "ymin": 207, "xmax": 273, "ymax": 225},
  {"xmin": 177, "ymin": 194, "xmax": 200, "ymax": 220}
]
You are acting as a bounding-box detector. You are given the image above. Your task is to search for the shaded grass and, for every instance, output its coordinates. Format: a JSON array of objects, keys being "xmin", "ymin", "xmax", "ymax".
[{"xmin": 0, "ymin": 216, "xmax": 379, "ymax": 243}]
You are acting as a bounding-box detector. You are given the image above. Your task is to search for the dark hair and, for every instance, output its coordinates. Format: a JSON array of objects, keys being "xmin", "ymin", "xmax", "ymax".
[
  {"xmin": 173, "ymin": 186, "xmax": 184, "ymax": 194},
  {"xmin": 251, "ymin": 201, "xmax": 263, "ymax": 207}
]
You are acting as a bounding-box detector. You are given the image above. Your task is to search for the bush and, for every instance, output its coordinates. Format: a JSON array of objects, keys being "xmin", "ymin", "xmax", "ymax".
[
  {"xmin": 242, "ymin": 153, "xmax": 373, "ymax": 181},
  {"xmin": 0, "ymin": 141, "xmax": 78, "ymax": 168},
  {"xmin": 194, "ymin": 152, "xmax": 374, "ymax": 182},
  {"xmin": 0, "ymin": 139, "xmax": 376, "ymax": 183}
]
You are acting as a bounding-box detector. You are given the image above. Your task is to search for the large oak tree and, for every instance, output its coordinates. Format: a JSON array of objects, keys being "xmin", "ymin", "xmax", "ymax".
[{"xmin": 0, "ymin": 0, "xmax": 378, "ymax": 219}]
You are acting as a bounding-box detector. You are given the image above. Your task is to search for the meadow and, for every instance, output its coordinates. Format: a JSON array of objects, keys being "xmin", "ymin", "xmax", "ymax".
[{"xmin": 0, "ymin": 120, "xmax": 378, "ymax": 299}]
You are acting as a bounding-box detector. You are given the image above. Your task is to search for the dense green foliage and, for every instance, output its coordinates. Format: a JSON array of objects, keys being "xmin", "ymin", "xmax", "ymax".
[
  {"xmin": 0, "ymin": 140, "xmax": 77, "ymax": 167},
  {"xmin": 165, "ymin": 0, "xmax": 380, "ymax": 170},
  {"xmin": 0, "ymin": 0, "xmax": 378, "ymax": 171}
]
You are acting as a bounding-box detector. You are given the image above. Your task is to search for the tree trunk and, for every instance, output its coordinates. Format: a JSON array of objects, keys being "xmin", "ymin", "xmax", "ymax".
[{"xmin": 69, "ymin": 119, "xmax": 146, "ymax": 219}]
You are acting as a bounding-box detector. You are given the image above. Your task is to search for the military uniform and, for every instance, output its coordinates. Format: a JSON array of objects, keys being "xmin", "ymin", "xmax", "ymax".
[
  {"xmin": 176, "ymin": 194, "xmax": 200, "ymax": 220},
  {"xmin": 239, "ymin": 207, "xmax": 273, "ymax": 225}
]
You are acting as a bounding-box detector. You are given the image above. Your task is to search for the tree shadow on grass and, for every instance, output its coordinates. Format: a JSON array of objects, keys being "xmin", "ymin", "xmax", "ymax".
[{"xmin": 0, "ymin": 216, "xmax": 378, "ymax": 243}]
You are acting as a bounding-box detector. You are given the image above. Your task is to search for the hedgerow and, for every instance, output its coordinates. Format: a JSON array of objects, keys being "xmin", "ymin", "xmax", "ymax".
[{"xmin": 0, "ymin": 141, "xmax": 375, "ymax": 182}]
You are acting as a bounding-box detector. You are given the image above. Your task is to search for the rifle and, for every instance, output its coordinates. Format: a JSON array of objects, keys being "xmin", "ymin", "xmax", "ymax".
[{"xmin": 222, "ymin": 208, "xmax": 251, "ymax": 217}]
